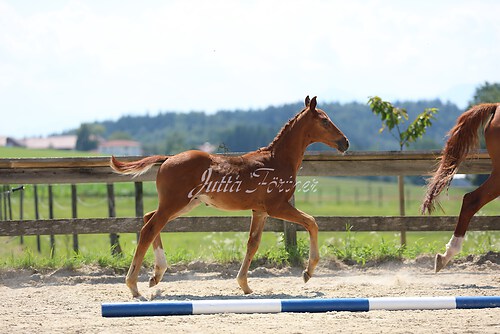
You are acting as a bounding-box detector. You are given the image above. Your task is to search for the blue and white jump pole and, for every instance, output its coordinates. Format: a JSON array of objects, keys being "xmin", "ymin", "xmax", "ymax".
[{"xmin": 102, "ymin": 296, "xmax": 500, "ymax": 317}]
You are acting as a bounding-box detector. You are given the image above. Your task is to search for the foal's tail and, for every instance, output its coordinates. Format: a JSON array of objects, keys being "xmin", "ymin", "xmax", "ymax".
[
  {"xmin": 110, "ymin": 155, "xmax": 168, "ymax": 178},
  {"xmin": 421, "ymin": 103, "xmax": 499, "ymax": 214}
]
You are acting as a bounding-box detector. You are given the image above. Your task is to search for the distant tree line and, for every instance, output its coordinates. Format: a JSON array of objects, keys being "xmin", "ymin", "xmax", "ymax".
[
  {"xmin": 72, "ymin": 99, "xmax": 458, "ymax": 155},
  {"xmin": 71, "ymin": 82, "xmax": 499, "ymax": 157}
]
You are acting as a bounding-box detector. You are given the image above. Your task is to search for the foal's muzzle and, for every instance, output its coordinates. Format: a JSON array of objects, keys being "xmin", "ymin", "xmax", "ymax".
[{"xmin": 336, "ymin": 138, "xmax": 349, "ymax": 152}]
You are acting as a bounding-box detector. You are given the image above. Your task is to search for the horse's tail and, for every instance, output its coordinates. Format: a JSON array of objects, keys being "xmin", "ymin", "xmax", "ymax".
[
  {"xmin": 421, "ymin": 103, "xmax": 499, "ymax": 214},
  {"xmin": 110, "ymin": 155, "xmax": 168, "ymax": 178}
]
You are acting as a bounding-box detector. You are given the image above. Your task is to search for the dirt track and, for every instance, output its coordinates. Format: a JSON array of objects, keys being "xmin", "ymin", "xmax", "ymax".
[{"xmin": 1, "ymin": 254, "xmax": 499, "ymax": 334}]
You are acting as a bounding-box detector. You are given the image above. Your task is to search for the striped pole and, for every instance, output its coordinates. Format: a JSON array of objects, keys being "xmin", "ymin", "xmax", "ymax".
[{"xmin": 102, "ymin": 296, "xmax": 500, "ymax": 317}]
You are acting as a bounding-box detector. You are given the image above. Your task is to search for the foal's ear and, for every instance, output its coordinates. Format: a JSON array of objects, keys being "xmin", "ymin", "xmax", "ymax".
[
  {"xmin": 305, "ymin": 95, "xmax": 310, "ymax": 107},
  {"xmin": 309, "ymin": 96, "xmax": 317, "ymax": 111}
]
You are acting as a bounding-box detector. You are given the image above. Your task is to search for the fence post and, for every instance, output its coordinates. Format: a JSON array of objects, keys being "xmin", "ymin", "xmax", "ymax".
[
  {"xmin": 398, "ymin": 175, "xmax": 407, "ymax": 246},
  {"xmin": 48, "ymin": 184, "xmax": 55, "ymax": 257},
  {"xmin": 19, "ymin": 186, "xmax": 24, "ymax": 245},
  {"xmin": 1, "ymin": 185, "xmax": 6, "ymax": 220},
  {"xmin": 34, "ymin": 185, "xmax": 41, "ymax": 253},
  {"xmin": 107, "ymin": 183, "xmax": 122, "ymax": 256},
  {"xmin": 134, "ymin": 182, "xmax": 144, "ymax": 242},
  {"xmin": 6, "ymin": 186, "xmax": 12, "ymax": 220},
  {"xmin": 71, "ymin": 184, "xmax": 79, "ymax": 253}
]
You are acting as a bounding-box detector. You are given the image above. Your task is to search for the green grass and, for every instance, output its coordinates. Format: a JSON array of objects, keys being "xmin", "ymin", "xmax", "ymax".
[
  {"xmin": 1, "ymin": 230, "xmax": 497, "ymax": 270},
  {"xmin": 0, "ymin": 146, "xmax": 101, "ymax": 158}
]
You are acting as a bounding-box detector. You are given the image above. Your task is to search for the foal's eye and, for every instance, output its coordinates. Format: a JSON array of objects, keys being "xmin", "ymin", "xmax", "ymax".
[{"xmin": 322, "ymin": 119, "xmax": 330, "ymax": 127}]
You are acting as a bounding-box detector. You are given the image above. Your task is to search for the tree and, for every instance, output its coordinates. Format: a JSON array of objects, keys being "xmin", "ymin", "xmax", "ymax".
[
  {"xmin": 163, "ymin": 130, "xmax": 187, "ymax": 154},
  {"xmin": 109, "ymin": 131, "xmax": 133, "ymax": 140},
  {"xmin": 469, "ymin": 81, "xmax": 500, "ymax": 106},
  {"xmin": 368, "ymin": 96, "xmax": 439, "ymax": 245},
  {"xmin": 368, "ymin": 96, "xmax": 438, "ymax": 151},
  {"xmin": 467, "ymin": 82, "xmax": 500, "ymax": 185},
  {"xmin": 75, "ymin": 123, "xmax": 99, "ymax": 151}
]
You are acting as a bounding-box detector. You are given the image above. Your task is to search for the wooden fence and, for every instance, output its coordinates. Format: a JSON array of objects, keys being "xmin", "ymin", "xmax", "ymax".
[{"xmin": 0, "ymin": 150, "xmax": 498, "ymax": 251}]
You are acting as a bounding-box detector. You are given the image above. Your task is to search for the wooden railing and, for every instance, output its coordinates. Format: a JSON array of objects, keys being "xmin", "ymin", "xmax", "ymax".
[{"xmin": 0, "ymin": 151, "xmax": 498, "ymax": 247}]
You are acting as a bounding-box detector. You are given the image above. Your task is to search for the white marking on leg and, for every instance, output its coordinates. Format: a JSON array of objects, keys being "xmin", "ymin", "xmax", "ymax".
[
  {"xmin": 154, "ymin": 247, "xmax": 168, "ymax": 271},
  {"xmin": 442, "ymin": 235, "xmax": 464, "ymax": 263}
]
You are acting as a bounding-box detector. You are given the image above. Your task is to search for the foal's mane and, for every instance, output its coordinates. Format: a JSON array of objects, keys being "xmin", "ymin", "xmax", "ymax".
[{"xmin": 260, "ymin": 107, "xmax": 308, "ymax": 151}]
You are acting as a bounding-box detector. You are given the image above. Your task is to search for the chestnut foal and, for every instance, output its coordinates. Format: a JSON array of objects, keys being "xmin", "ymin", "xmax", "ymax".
[
  {"xmin": 111, "ymin": 96, "xmax": 349, "ymax": 298},
  {"xmin": 422, "ymin": 103, "xmax": 500, "ymax": 272}
]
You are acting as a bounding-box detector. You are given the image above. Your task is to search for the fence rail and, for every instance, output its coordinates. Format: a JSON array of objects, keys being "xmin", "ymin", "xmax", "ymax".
[
  {"xmin": 1, "ymin": 216, "xmax": 498, "ymax": 236},
  {"xmin": 0, "ymin": 151, "xmax": 497, "ymax": 244},
  {"xmin": 0, "ymin": 150, "xmax": 492, "ymax": 184}
]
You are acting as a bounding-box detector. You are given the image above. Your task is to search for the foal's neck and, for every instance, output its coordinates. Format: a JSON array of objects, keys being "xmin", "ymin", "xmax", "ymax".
[{"xmin": 268, "ymin": 118, "xmax": 311, "ymax": 173}]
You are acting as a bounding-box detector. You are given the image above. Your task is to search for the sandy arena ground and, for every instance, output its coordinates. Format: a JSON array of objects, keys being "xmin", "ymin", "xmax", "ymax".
[{"xmin": 1, "ymin": 253, "xmax": 499, "ymax": 334}]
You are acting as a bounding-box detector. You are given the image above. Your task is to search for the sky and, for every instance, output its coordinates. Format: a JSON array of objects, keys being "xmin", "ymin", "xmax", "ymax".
[{"xmin": 1, "ymin": 0, "xmax": 500, "ymax": 138}]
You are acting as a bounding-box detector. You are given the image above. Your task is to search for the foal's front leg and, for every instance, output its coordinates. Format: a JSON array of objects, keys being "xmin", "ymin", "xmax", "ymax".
[
  {"xmin": 268, "ymin": 202, "xmax": 319, "ymax": 282},
  {"xmin": 237, "ymin": 210, "xmax": 267, "ymax": 294}
]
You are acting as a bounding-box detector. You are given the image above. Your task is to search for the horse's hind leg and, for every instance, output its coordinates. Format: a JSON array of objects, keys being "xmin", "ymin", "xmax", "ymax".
[
  {"xmin": 236, "ymin": 210, "xmax": 267, "ymax": 294},
  {"xmin": 142, "ymin": 210, "xmax": 168, "ymax": 288},
  {"xmin": 149, "ymin": 234, "xmax": 168, "ymax": 287},
  {"xmin": 130, "ymin": 210, "xmax": 168, "ymax": 288},
  {"xmin": 435, "ymin": 171, "xmax": 500, "ymax": 272},
  {"xmin": 148, "ymin": 199, "xmax": 201, "ymax": 288},
  {"xmin": 126, "ymin": 197, "xmax": 194, "ymax": 298},
  {"xmin": 126, "ymin": 208, "xmax": 172, "ymax": 298}
]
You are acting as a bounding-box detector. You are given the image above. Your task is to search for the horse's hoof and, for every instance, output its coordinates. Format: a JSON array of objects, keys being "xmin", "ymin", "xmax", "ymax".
[
  {"xmin": 134, "ymin": 294, "xmax": 148, "ymax": 302},
  {"xmin": 238, "ymin": 281, "xmax": 253, "ymax": 294},
  {"xmin": 434, "ymin": 253, "xmax": 447, "ymax": 273},
  {"xmin": 302, "ymin": 270, "xmax": 311, "ymax": 283},
  {"xmin": 149, "ymin": 276, "xmax": 159, "ymax": 288}
]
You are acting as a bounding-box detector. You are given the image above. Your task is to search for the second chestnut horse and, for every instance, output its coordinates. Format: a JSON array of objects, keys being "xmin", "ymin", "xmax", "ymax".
[
  {"xmin": 422, "ymin": 103, "xmax": 500, "ymax": 272},
  {"xmin": 111, "ymin": 96, "xmax": 349, "ymax": 298}
]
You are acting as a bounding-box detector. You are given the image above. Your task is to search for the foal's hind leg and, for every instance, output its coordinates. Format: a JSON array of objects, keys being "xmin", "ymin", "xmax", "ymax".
[
  {"xmin": 126, "ymin": 198, "xmax": 192, "ymax": 298},
  {"xmin": 142, "ymin": 210, "xmax": 168, "ymax": 288},
  {"xmin": 435, "ymin": 172, "xmax": 500, "ymax": 272},
  {"xmin": 148, "ymin": 199, "xmax": 201, "ymax": 288},
  {"xmin": 126, "ymin": 209, "xmax": 171, "ymax": 298},
  {"xmin": 236, "ymin": 210, "xmax": 268, "ymax": 294}
]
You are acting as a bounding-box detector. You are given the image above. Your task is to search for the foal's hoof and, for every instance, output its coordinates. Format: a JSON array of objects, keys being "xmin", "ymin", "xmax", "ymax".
[
  {"xmin": 302, "ymin": 270, "xmax": 311, "ymax": 283},
  {"xmin": 134, "ymin": 294, "xmax": 148, "ymax": 302},
  {"xmin": 236, "ymin": 277, "xmax": 253, "ymax": 294},
  {"xmin": 149, "ymin": 276, "xmax": 159, "ymax": 288},
  {"xmin": 434, "ymin": 253, "xmax": 447, "ymax": 273}
]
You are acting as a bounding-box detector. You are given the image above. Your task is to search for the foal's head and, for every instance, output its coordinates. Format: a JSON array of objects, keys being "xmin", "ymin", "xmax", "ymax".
[{"xmin": 303, "ymin": 96, "xmax": 349, "ymax": 152}]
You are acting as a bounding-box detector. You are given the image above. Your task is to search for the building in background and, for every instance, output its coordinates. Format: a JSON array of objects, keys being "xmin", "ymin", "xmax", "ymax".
[
  {"xmin": 21, "ymin": 135, "xmax": 77, "ymax": 150},
  {"xmin": 0, "ymin": 136, "xmax": 25, "ymax": 147}
]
